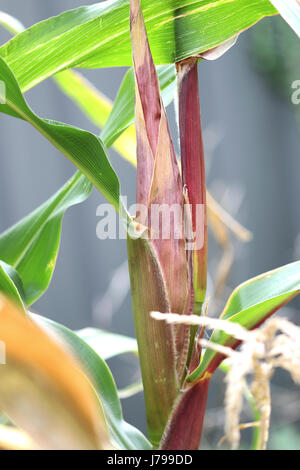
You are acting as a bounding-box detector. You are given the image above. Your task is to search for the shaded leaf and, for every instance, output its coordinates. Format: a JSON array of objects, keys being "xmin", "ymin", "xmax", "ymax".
[{"xmin": 0, "ymin": 172, "xmax": 91, "ymax": 305}]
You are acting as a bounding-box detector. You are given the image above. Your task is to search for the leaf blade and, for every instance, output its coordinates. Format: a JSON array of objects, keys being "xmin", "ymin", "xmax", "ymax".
[
  {"xmin": 0, "ymin": 56, "xmax": 122, "ymax": 213},
  {"xmin": 0, "ymin": 172, "xmax": 92, "ymax": 305},
  {"xmin": 0, "ymin": 262, "xmax": 25, "ymax": 310},
  {"xmin": 0, "ymin": 1, "xmax": 277, "ymax": 93}
]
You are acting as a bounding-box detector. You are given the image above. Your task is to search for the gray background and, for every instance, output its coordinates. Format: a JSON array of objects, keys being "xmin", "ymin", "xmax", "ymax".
[{"xmin": 0, "ymin": 0, "xmax": 300, "ymax": 448}]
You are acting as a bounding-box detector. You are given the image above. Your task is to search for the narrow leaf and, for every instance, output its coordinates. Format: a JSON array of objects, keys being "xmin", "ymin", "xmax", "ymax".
[
  {"xmin": 0, "ymin": 172, "xmax": 91, "ymax": 305},
  {"xmin": 118, "ymin": 380, "xmax": 143, "ymax": 400}
]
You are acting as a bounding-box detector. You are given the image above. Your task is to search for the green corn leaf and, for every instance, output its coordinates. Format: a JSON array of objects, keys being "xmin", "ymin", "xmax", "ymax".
[
  {"xmin": 0, "ymin": 1, "xmax": 277, "ymax": 93},
  {"xmin": 0, "ymin": 262, "xmax": 25, "ymax": 310},
  {"xmin": 32, "ymin": 313, "xmax": 151, "ymax": 450},
  {"xmin": 0, "ymin": 57, "xmax": 122, "ymax": 214},
  {"xmin": 54, "ymin": 68, "xmax": 138, "ymax": 166},
  {"xmin": 269, "ymin": 1, "xmax": 300, "ymax": 37},
  {"xmin": 0, "ymin": 172, "xmax": 92, "ymax": 306},
  {"xmin": 188, "ymin": 260, "xmax": 300, "ymax": 382},
  {"xmin": 77, "ymin": 328, "xmax": 138, "ymax": 360},
  {"xmin": 54, "ymin": 70, "xmax": 113, "ymax": 132},
  {"xmin": 0, "ymin": 12, "xmax": 137, "ymax": 167}
]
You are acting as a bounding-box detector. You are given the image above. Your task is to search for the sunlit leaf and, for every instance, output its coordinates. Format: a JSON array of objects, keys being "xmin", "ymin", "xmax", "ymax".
[
  {"xmin": 0, "ymin": 1, "xmax": 277, "ymax": 93},
  {"xmin": 0, "ymin": 10, "xmax": 174, "ymax": 167}
]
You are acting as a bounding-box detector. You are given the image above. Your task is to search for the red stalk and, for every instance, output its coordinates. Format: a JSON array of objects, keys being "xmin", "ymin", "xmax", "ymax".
[
  {"xmin": 176, "ymin": 58, "xmax": 207, "ymax": 310},
  {"xmin": 158, "ymin": 58, "xmax": 210, "ymax": 451}
]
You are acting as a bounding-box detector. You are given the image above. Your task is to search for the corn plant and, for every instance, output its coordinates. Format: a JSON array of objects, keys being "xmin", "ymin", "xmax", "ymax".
[{"xmin": 0, "ymin": 0, "xmax": 299, "ymax": 451}]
